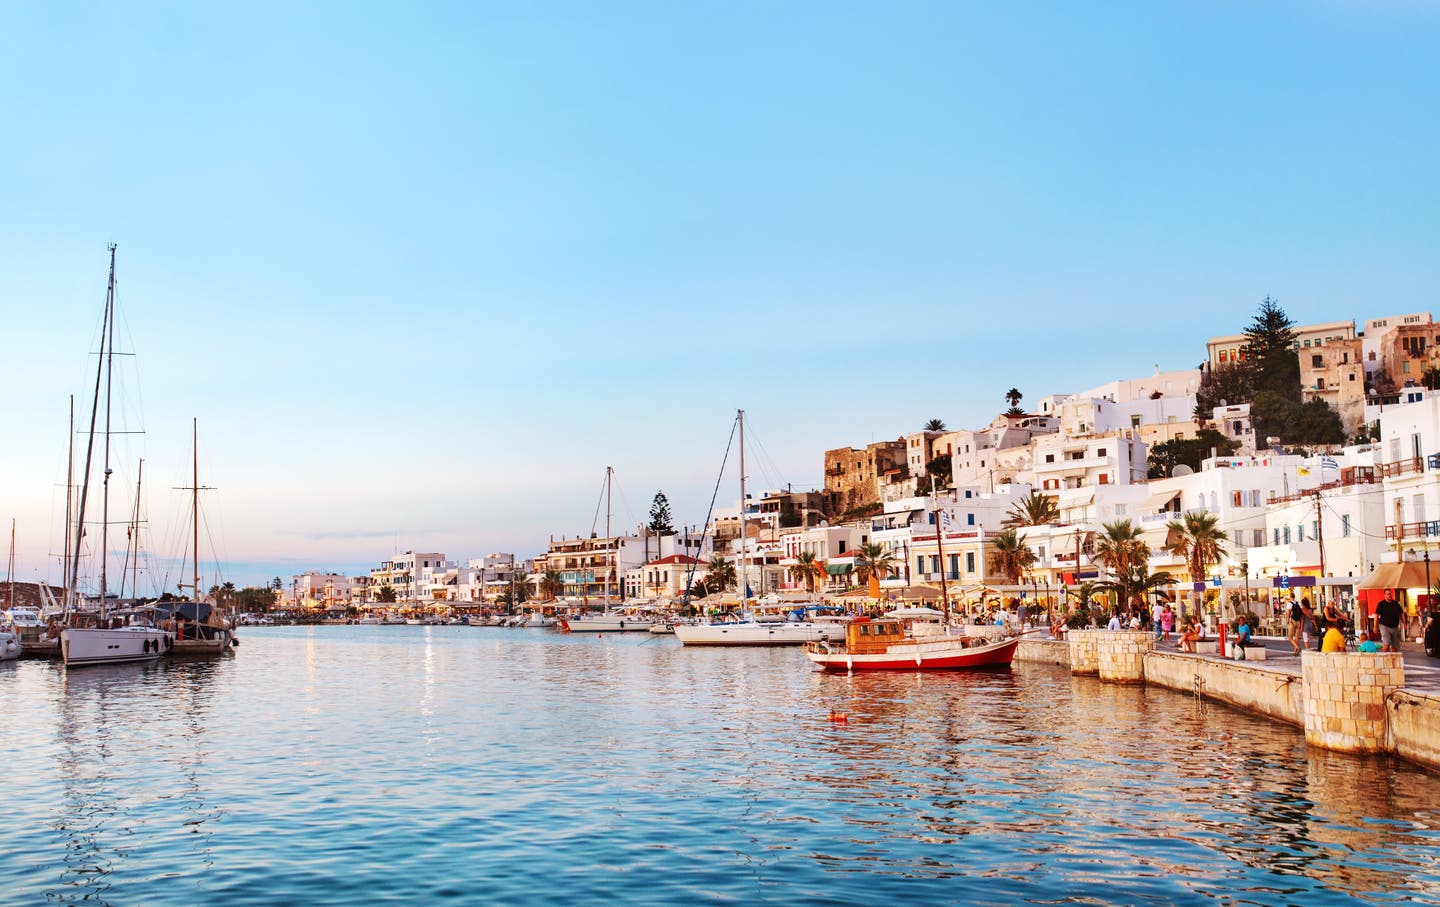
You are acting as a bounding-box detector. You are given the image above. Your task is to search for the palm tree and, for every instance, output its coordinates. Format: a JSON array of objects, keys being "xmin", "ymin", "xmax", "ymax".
[
  {"xmin": 792, "ymin": 551, "xmax": 822, "ymax": 593},
  {"xmin": 1165, "ymin": 510, "xmax": 1228, "ymax": 619},
  {"xmin": 854, "ymin": 542, "xmax": 897, "ymax": 584},
  {"xmin": 705, "ymin": 556, "xmax": 736, "ymax": 592},
  {"xmin": 988, "ymin": 528, "xmax": 1036, "ymax": 585},
  {"xmin": 1092, "ymin": 519, "xmax": 1152, "ymax": 610},
  {"xmin": 1003, "ymin": 490, "xmax": 1058, "ymax": 528},
  {"xmin": 1004, "ymin": 388, "xmax": 1024, "ymax": 414},
  {"xmin": 539, "ymin": 569, "xmax": 564, "ymax": 600},
  {"xmin": 924, "ymin": 418, "xmax": 946, "ymax": 432}
]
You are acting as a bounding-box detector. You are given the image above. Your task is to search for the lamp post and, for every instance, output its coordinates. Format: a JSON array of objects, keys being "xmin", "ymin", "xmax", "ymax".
[
  {"xmin": 1242, "ymin": 559, "xmax": 1250, "ymax": 619},
  {"xmin": 1426, "ymin": 549, "xmax": 1432, "ymax": 621}
]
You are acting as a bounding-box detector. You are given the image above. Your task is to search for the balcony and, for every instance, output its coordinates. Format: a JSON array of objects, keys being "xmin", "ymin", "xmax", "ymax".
[
  {"xmin": 1386, "ymin": 522, "xmax": 1440, "ymax": 540},
  {"xmin": 1380, "ymin": 457, "xmax": 1424, "ymax": 479}
]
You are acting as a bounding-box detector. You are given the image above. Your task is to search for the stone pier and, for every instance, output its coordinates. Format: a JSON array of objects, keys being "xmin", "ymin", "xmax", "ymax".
[
  {"xmin": 1067, "ymin": 630, "xmax": 1101, "ymax": 675},
  {"xmin": 1095, "ymin": 630, "xmax": 1155, "ymax": 683},
  {"xmin": 1301, "ymin": 651, "xmax": 1405, "ymax": 754}
]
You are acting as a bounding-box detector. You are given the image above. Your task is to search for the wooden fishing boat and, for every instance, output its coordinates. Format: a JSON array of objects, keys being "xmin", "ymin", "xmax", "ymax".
[{"xmin": 803, "ymin": 617, "xmax": 1018, "ymax": 673}]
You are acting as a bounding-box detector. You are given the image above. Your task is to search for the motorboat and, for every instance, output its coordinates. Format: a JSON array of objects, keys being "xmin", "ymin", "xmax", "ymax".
[
  {"xmin": 803, "ymin": 615, "xmax": 1017, "ymax": 673},
  {"xmin": 357, "ymin": 616, "xmax": 382, "ymax": 625},
  {"xmin": 525, "ymin": 612, "xmax": 556, "ymax": 628},
  {"xmin": 674, "ymin": 615, "xmax": 848, "ymax": 647},
  {"xmin": 62, "ymin": 622, "xmax": 173, "ymax": 666},
  {"xmin": 0, "ymin": 625, "xmax": 20, "ymax": 661},
  {"xmin": 564, "ymin": 610, "xmax": 656, "ymax": 632}
]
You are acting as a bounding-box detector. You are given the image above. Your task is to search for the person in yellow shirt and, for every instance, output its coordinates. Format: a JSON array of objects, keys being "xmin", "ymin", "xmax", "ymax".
[{"xmin": 1321, "ymin": 623, "xmax": 1346, "ymax": 652}]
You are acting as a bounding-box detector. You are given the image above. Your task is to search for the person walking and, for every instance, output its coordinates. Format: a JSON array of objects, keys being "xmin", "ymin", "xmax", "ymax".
[
  {"xmin": 1300, "ymin": 598, "xmax": 1319, "ymax": 652},
  {"xmin": 1161, "ymin": 604, "xmax": 1175, "ymax": 641},
  {"xmin": 1376, "ymin": 592, "xmax": 1404, "ymax": 653},
  {"xmin": 1152, "ymin": 599, "xmax": 1165, "ymax": 642},
  {"xmin": 1288, "ymin": 597, "xmax": 1305, "ymax": 655}
]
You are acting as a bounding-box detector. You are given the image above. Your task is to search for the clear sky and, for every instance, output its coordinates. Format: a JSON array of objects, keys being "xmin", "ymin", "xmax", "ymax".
[{"xmin": 2, "ymin": 2, "xmax": 1437, "ymax": 590}]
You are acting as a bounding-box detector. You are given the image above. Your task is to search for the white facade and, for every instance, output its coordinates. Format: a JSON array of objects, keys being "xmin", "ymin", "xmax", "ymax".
[
  {"xmin": 369, "ymin": 551, "xmax": 446, "ymax": 602},
  {"xmin": 1363, "ymin": 313, "xmax": 1433, "ymax": 376},
  {"xmin": 1032, "ymin": 431, "xmax": 1147, "ymax": 493}
]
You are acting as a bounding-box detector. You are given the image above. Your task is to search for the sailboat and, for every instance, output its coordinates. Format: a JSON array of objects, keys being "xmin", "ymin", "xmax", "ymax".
[
  {"xmin": 674, "ymin": 410, "xmax": 847, "ymax": 647},
  {"xmin": 565, "ymin": 467, "xmax": 655, "ymax": 632},
  {"xmin": 1, "ymin": 521, "xmax": 22, "ymax": 661},
  {"xmin": 163, "ymin": 418, "xmax": 237, "ymax": 655},
  {"xmin": 61, "ymin": 245, "xmax": 172, "ymax": 666}
]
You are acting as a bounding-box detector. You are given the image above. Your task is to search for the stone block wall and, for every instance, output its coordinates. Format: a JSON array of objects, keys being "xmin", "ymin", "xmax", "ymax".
[
  {"xmin": 1387, "ymin": 690, "xmax": 1440, "ymax": 770},
  {"xmin": 1067, "ymin": 630, "xmax": 1100, "ymax": 675},
  {"xmin": 1143, "ymin": 652, "xmax": 1303, "ymax": 727},
  {"xmin": 1016, "ymin": 638, "xmax": 1070, "ymax": 666},
  {"xmin": 1301, "ymin": 652, "xmax": 1404, "ymax": 754},
  {"xmin": 1095, "ymin": 630, "xmax": 1154, "ymax": 683}
]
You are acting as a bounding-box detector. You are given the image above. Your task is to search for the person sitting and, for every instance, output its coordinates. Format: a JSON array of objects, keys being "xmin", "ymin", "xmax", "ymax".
[
  {"xmin": 1321, "ymin": 622, "xmax": 1347, "ymax": 653},
  {"xmin": 1179, "ymin": 622, "xmax": 1199, "ymax": 653},
  {"xmin": 1233, "ymin": 617, "xmax": 1255, "ymax": 660},
  {"xmin": 1357, "ymin": 630, "xmax": 1382, "ymax": 653}
]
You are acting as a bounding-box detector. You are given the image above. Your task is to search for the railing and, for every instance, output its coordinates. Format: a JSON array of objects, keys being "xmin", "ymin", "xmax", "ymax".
[
  {"xmin": 1386, "ymin": 521, "xmax": 1440, "ymax": 540},
  {"xmin": 1380, "ymin": 457, "xmax": 1423, "ymax": 478}
]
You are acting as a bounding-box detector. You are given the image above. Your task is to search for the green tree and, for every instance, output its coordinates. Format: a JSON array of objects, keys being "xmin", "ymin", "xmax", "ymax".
[
  {"xmin": 1244, "ymin": 296, "xmax": 1301, "ymax": 403},
  {"xmin": 1004, "ymin": 388, "xmax": 1024, "ymax": 415},
  {"xmin": 1249, "ymin": 389, "xmax": 1294, "ymax": 443},
  {"xmin": 539, "ymin": 569, "xmax": 564, "ymax": 600},
  {"xmin": 376, "ymin": 584, "xmax": 397, "ymax": 603},
  {"xmin": 1093, "ymin": 520, "xmax": 1151, "ymax": 607},
  {"xmin": 1147, "ymin": 429, "xmax": 1241, "ymax": 478},
  {"xmin": 271, "ymin": 576, "xmax": 283, "ymax": 591},
  {"xmin": 704, "ymin": 556, "xmax": 736, "ymax": 593},
  {"xmin": 924, "ymin": 418, "xmax": 947, "ymax": 432},
  {"xmin": 792, "ymin": 551, "xmax": 822, "ymax": 593},
  {"xmin": 988, "ymin": 529, "xmax": 1036, "ymax": 585},
  {"xmin": 917, "ymin": 453, "xmax": 953, "ymax": 494},
  {"xmin": 1291, "ymin": 399, "xmax": 1346, "ymax": 444},
  {"xmin": 1003, "ymin": 490, "xmax": 1058, "ymax": 528},
  {"xmin": 854, "ymin": 542, "xmax": 897, "ymax": 584},
  {"xmin": 1164, "ymin": 510, "xmax": 1228, "ymax": 618},
  {"xmin": 647, "ymin": 492, "xmax": 676, "ymax": 535},
  {"xmin": 1194, "ymin": 361, "xmax": 1256, "ymax": 420}
]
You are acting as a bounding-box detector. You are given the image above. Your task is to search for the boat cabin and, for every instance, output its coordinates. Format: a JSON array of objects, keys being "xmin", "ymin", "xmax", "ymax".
[{"xmin": 845, "ymin": 619, "xmax": 906, "ymax": 654}]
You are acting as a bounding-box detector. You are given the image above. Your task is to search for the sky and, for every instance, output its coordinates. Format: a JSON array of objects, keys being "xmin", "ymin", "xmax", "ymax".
[{"xmin": 2, "ymin": 1, "xmax": 1437, "ymax": 590}]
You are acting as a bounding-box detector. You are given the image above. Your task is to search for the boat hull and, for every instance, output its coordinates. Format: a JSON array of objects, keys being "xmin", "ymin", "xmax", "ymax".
[
  {"xmin": 61, "ymin": 627, "xmax": 172, "ymax": 666},
  {"xmin": 675, "ymin": 622, "xmax": 847, "ymax": 646},
  {"xmin": 0, "ymin": 630, "xmax": 20, "ymax": 661},
  {"xmin": 804, "ymin": 636, "xmax": 1019, "ymax": 672},
  {"xmin": 566, "ymin": 617, "xmax": 654, "ymax": 632}
]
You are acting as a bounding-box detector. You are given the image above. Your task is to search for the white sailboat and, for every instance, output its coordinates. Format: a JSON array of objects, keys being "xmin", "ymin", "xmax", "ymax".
[
  {"xmin": 675, "ymin": 410, "xmax": 848, "ymax": 647},
  {"xmin": 1, "ymin": 521, "xmax": 22, "ymax": 661},
  {"xmin": 565, "ymin": 467, "xmax": 655, "ymax": 632},
  {"xmin": 61, "ymin": 245, "xmax": 171, "ymax": 666}
]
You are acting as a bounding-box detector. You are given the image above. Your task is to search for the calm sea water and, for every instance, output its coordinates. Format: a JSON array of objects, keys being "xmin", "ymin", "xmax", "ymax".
[{"xmin": 4, "ymin": 626, "xmax": 1440, "ymax": 906}]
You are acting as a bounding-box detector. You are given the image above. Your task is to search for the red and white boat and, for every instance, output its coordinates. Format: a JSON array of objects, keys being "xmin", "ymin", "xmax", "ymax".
[{"xmin": 803, "ymin": 616, "xmax": 1018, "ymax": 673}]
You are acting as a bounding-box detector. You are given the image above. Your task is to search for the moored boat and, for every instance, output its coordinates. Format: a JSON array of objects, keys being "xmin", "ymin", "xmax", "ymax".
[
  {"xmin": 803, "ymin": 617, "xmax": 1018, "ymax": 672},
  {"xmin": 61, "ymin": 624, "xmax": 172, "ymax": 666},
  {"xmin": 674, "ymin": 618, "xmax": 846, "ymax": 647}
]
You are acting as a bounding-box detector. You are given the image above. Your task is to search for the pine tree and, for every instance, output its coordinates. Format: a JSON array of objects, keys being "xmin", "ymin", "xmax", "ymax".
[
  {"xmin": 648, "ymin": 492, "xmax": 675, "ymax": 535},
  {"xmin": 1244, "ymin": 296, "xmax": 1300, "ymax": 404}
]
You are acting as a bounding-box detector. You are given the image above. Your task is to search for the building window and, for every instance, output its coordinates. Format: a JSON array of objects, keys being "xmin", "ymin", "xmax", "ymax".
[
  {"xmin": 947, "ymin": 554, "xmax": 959, "ymax": 579},
  {"xmin": 1274, "ymin": 528, "xmax": 1281, "ymax": 547},
  {"xmin": 1297, "ymin": 525, "xmax": 1305, "ymax": 542},
  {"xmin": 1283, "ymin": 526, "xmax": 1291, "ymax": 544},
  {"xmin": 967, "ymin": 513, "xmax": 975, "ymax": 525},
  {"xmin": 965, "ymin": 552, "xmax": 975, "ymax": 573},
  {"xmin": 1342, "ymin": 515, "xmax": 1351, "ymax": 537},
  {"xmin": 916, "ymin": 556, "xmax": 924, "ymax": 576}
]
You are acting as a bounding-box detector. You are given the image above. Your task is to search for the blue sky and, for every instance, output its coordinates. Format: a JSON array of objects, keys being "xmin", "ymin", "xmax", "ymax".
[{"xmin": 2, "ymin": 2, "xmax": 1437, "ymax": 589}]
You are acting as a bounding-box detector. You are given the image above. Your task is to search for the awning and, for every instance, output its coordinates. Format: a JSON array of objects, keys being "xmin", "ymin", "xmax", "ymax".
[
  {"xmin": 1358, "ymin": 561, "xmax": 1433, "ymax": 590},
  {"xmin": 826, "ymin": 563, "xmax": 853, "ymax": 576},
  {"xmin": 1139, "ymin": 525, "xmax": 1178, "ymax": 553},
  {"xmin": 1141, "ymin": 489, "xmax": 1181, "ymax": 514},
  {"xmin": 878, "ymin": 509, "xmax": 919, "ymax": 527}
]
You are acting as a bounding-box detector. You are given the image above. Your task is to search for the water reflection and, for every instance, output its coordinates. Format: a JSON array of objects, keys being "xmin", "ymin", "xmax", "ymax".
[{"xmin": 6, "ymin": 628, "xmax": 1440, "ymax": 906}]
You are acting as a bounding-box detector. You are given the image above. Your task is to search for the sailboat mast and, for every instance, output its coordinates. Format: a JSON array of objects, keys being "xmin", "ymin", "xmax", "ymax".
[
  {"xmin": 7, "ymin": 519, "xmax": 14, "ymax": 612},
  {"xmin": 192, "ymin": 418, "xmax": 200, "ymax": 602},
  {"xmin": 70, "ymin": 245, "xmax": 115, "ymax": 609},
  {"xmin": 99, "ymin": 244, "xmax": 119, "ymax": 617},
  {"xmin": 63, "ymin": 395, "xmax": 73, "ymax": 613},
  {"xmin": 604, "ymin": 466, "xmax": 612, "ymax": 603},
  {"xmin": 127, "ymin": 459, "xmax": 143, "ymax": 601},
  {"xmin": 738, "ymin": 409, "xmax": 747, "ymax": 604}
]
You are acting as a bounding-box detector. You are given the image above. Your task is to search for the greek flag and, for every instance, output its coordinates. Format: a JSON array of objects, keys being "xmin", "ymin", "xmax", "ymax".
[
  {"xmin": 939, "ymin": 511, "xmax": 953, "ymax": 529},
  {"xmin": 1321, "ymin": 456, "xmax": 1339, "ymax": 472}
]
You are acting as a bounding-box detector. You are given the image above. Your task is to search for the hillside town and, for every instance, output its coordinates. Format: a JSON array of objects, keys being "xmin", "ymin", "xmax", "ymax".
[{"xmin": 271, "ymin": 303, "xmax": 1440, "ymax": 631}]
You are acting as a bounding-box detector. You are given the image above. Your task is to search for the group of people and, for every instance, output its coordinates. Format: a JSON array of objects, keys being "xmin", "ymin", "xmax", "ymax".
[{"xmin": 1284, "ymin": 591, "xmax": 1407, "ymax": 655}]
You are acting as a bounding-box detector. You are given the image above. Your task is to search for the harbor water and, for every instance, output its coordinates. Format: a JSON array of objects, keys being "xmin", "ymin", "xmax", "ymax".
[{"xmin": 4, "ymin": 626, "xmax": 1440, "ymax": 905}]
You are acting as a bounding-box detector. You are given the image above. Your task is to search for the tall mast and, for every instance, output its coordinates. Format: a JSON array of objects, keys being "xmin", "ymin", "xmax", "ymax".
[
  {"xmin": 125, "ymin": 459, "xmax": 143, "ymax": 600},
  {"xmin": 738, "ymin": 409, "xmax": 747, "ymax": 604},
  {"xmin": 70, "ymin": 245, "xmax": 115, "ymax": 609},
  {"xmin": 7, "ymin": 519, "xmax": 14, "ymax": 612},
  {"xmin": 99, "ymin": 240, "xmax": 118, "ymax": 617},
  {"xmin": 63, "ymin": 395, "xmax": 73, "ymax": 614},
  {"xmin": 604, "ymin": 465, "xmax": 612, "ymax": 603},
  {"xmin": 193, "ymin": 418, "xmax": 200, "ymax": 601}
]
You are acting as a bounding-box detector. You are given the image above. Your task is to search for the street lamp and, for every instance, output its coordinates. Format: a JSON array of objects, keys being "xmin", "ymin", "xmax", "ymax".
[{"xmin": 1242, "ymin": 559, "xmax": 1250, "ymax": 620}]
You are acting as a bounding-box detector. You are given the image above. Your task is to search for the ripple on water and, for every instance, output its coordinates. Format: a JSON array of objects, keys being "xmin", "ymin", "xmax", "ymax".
[{"xmin": 4, "ymin": 626, "xmax": 1440, "ymax": 905}]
